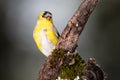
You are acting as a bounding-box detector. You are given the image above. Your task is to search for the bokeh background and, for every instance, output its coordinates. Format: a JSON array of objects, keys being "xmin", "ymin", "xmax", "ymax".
[{"xmin": 0, "ymin": 0, "xmax": 120, "ymax": 80}]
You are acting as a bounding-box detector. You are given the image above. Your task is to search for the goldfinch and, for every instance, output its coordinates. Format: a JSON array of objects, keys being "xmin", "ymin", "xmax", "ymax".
[{"xmin": 33, "ymin": 11, "xmax": 60, "ymax": 57}]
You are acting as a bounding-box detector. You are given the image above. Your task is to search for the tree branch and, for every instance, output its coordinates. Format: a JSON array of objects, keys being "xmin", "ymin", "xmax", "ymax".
[
  {"xmin": 38, "ymin": 0, "xmax": 107, "ymax": 80},
  {"xmin": 56, "ymin": 0, "xmax": 98, "ymax": 52}
]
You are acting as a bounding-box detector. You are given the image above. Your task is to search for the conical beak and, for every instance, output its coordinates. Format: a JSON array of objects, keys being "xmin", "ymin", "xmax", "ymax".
[{"xmin": 46, "ymin": 16, "xmax": 51, "ymax": 21}]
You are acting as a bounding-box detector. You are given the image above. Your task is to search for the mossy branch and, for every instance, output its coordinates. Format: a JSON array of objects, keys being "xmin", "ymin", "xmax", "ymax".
[{"xmin": 38, "ymin": 0, "xmax": 107, "ymax": 80}]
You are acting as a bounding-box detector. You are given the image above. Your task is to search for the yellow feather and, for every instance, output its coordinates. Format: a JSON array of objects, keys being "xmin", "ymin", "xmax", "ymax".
[{"xmin": 33, "ymin": 14, "xmax": 58, "ymax": 56}]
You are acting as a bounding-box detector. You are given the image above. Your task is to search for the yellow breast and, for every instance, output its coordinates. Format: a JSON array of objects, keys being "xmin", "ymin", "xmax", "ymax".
[{"xmin": 33, "ymin": 19, "xmax": 58, "ymax": 56}]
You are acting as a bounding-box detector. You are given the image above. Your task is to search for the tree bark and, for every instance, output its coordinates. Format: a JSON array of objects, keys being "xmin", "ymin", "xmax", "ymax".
[
  {"xmin": 56, "ymin": 0, "xmax": 98, "ymax": 52},
  {"xmin": 38, "ymin": 0, "xmax": 107, "ymax": 80}
]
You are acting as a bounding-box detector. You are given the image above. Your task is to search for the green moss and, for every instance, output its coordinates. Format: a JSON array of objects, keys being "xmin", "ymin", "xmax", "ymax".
[
  {"xmin": 50, "ymin": 49, "xmax": 87, "ymax": 80},
  {"xmin": 49, "ymin": 49, "xmax": 66, "ymax": 67},
  {"xmin": 59, "ymin": 54, "xmax": 86, "ymax": 79}
]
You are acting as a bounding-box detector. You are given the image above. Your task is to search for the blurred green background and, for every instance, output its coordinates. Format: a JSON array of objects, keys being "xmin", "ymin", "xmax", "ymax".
[{"xmin": 0, "ymin": 0, "xmax": 120, "ymax": 80}]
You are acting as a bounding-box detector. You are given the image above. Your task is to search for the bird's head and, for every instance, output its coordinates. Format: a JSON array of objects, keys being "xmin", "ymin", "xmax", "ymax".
[{"xmin": 38, "ymin": 11, "xmax": 53, "ymax": 23}]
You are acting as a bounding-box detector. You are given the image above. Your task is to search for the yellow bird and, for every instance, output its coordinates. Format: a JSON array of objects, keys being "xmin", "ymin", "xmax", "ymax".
[{"xmin": 33, "ymin": 11, "xmax": 60, "ymax": 57}]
